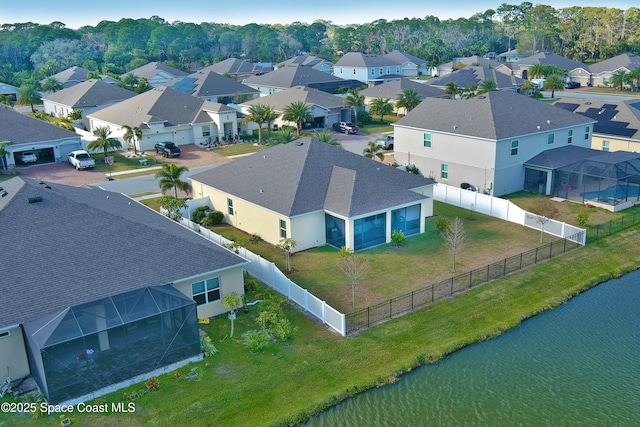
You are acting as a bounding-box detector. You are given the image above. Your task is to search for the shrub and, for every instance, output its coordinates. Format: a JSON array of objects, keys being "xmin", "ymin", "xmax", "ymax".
[
  {"xmin": 436, "ymin": 217, "xmax": 450, "ymax": 232},
  {"xmin": 202, "ymin": 210, "xmax": 224, "ymax": 226},
  {"xmin": 200, "ymin": 336, "xmax": 218, "ymax": 357},
  {"xmin": 191, "ymin": 205, "xmax": 210, "ymax": 224},
  {"xmin": 576, "ymin": 211, "xmax": 590, "ymax": 228},
  {"xmin": 391, "ymin": 230, "xmax": 406, "ymax": 247},
  {"xmin": 244, "ymin": 331, "xmax": 270, "ymax": 353},
  {"xmin": 174, "ymin": 371, "xmax": 184, "ymax": 382},
  {"xmin": 249, "ymin": 233, "xmax": 263, "ymax": 243},
  {"xmin": 145, "ymin": 377, "xmax": 160, "ymax": 391},
  {"xmin": 357, "ymin": 110, "xmax": 372, "ymax": 126}
]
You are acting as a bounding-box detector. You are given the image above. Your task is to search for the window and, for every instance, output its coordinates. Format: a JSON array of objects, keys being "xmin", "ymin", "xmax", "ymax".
[
  {"xmin": 511, "ymin": 140, "xmax": 519, "ymax": 156},
  {"xmin": 602, "ymin": 140, "xmax": 610, "ymax": 152},
  {"xmin": 280, "ymin": 219, "xmax": 287, "ymax": 238},
  {"xmin": 339, "ymin": 68, "xmax": 342, "ymax": 74},
  {"xmin": 423, "ymin": 133, "xmax": 432, "ymax": 148},
  {"xmin": 396, "ymin": 67, "xmax": 400, "ymax": 73},
  {"xmin": 371, "ymin": 68, "xmax": 374, "ymax": 75},
  {"xmin": 585, "ymin": 126, "xmax": 590, "ymax": 140},
  {"xmin": 568, "ymin": 129, "xmax": 573, "ymax": 144},
  {"xmin": 547, "ymin": 133, "xmax": 555, "ymax": 145},
  {"xmin": 191, "ymin": 278, "xmax": 220, "ymax": 305},
  {"xmin": 227, "ymin": 198, "xmax": 234, "ymax": 216},
  {"xmin": 353, "ymin": 69, "xmax": 356, "ymax": 74},
  {"xmin": 603, "ymin": 77, "xmax": 610, "ymax": 85},
  {"xmin": 441, "ymin": 164, "xmax": 449, "ymax": 179},
  {"xmin": 379, "ymin": 68, "xmax": 383, "ymax": 74},
  {"xmin": 202, "ymin": 126, "xmax": 210, "ymax": 137}
]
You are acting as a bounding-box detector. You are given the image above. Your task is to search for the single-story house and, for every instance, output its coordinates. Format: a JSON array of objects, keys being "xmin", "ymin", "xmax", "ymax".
[
  {"xmin": 239, "ymin": 85, "xmax": 352, "ymax": 132},
  {"xmin": 243, "ymin": 64, "xmax": 360, "ymax": 96},
  {"xmin": 87, "ymin": 86, "xmax": 240, "ymax": 150},
  {"xmin": 0, "ymin": 82, "xmax": 19, "ymax": 102},
  {"xmin": 392, "ymin": 90, "xmax": 596, "ymax": 196},
  {"xmin": 435, "ymin": 55, "xmax": 509, "ymax": 77},
  {"xmin": 42, "ymin": 79, "xmax": 136, "ymax": 130},
  {"xmin": 169, "ymin": 70, "xmax": 259, "ymax": 104},
  {"xmin": 496, "ymin": 49, "xmax": 528, "ymax": 63},
  {"xmin": 43, "ymin": 66, "xmax": 119, "ymax": 89},
  {"xmin": 428, "ymin": 65, "xmax": 524, "ymax": 93},
  {"xmin": 0, "ymin": 106, "xmax": 82, "ymax": 168},
  {"xmin": 279, "ymin": 55, "xmax": 334, "ymax": 74},
  {"xmin": 510, "ymin": 52, "xmax": 590, "ymax": 86},
  {"xmin": 189, "ymin": 137, "xmax": 435, "ymax": 252},
  {"xmin": 359, "ymin": 78, "xmax": 445, "ymax": 115},
  {"xmin": 203, "ymin": 58, "xmax": 273, "ymax": 81},
  {"xmin": 588, "ymin": 53, "xmax": 640, "ymax": 88},
  {"xmin": 554, "ymin": 98, "xmax": 640, "ymax": 154},
  {"xmin": 124, "ymin": 62, "xmax": 188, "ymax": 88},
  {"xmin": 0, "ymin": 177, "xmax": 247, "ymax": 404}
]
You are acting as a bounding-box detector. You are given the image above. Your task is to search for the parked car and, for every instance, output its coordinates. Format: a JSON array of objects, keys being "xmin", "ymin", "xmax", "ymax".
[
  {"xmin": 67, "ymin": 150, "xmax": 96, "ymax": 170},
  {"xmin": 334, "ymin": 122, "xmax": 359, "ymax": 134},
  {"xmin": 155, "ymin": 141, "xmax": 181, "ymax": 157},
  {"xmin": 565, "ymin": 81, "xmax": 580, "ymax": 89},
  {"xmin": 20, "ymin": 151, "xmax": 37, "ymax": 163},
  {"xmin": 377, "ymin": 134, "xmax": 394, "ymax": 150}
]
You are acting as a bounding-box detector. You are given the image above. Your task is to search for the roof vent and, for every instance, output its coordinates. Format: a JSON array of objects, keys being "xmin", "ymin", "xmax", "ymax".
[
  {"xmin": 28, "ymin": 196, "xmax": 42, "ymax": 204},
  {"xmin": 537, "ymin": 125, "xmax": 541, "ymax": 130},
  {"xmin": 295, "ymin": 141, "xmax": 304, "ymax": 146},
  {"xmin": 259, "ymin": 189, "xmax": 264, "ymax": 193},
  {"xmin": 546, "ymin": 120, "xmax": 551, "ymax": 124},
  {"xmin": 478, "ymin": 95, "xmax": 486, "ymax": 99},
  {"xmin": 585, "ymin": 101, "xmax": 592, "ymax": 105},
  {"xmin": 0, "ymin": 191, "xmax": 7, "ymax": 198},
  {"xmin": 263, "ymin": 155, "xmax": 267, "ymax": 159}
]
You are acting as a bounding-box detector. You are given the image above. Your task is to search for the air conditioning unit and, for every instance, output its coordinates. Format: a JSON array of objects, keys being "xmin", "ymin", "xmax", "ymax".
[{"xmin": 485, "ymin": 181, "xmax": 493, "ymax": 190}]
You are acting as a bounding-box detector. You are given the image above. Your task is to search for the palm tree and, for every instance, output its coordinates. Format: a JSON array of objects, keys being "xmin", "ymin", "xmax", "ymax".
[
  {"xmin": 312, "ymin": 129, "xmax": 341, "ymax": 146},
  {"xmin": 396, "ymin": 87, "xmax": 422, "ymax": 113},
  {"xmin": 461, "ymin": 83, "xmax": 478, "ymax": 99},
  {"xmin": 543, "ymin": 75, "xmax": 565, "ymax": 98},
  {"xmin": 41, "ymin": 77, "xmax": 63, "ymax": 93},
  {"xmin": 369, "ymin": 97, "xmax": 394, "ymax": 122},
  {"xmin": 0, "ymin": 141, "xmax": 10, "ymax": 175},
  {"xmin": 282, "ymin": 101, "xmax": 313, "ymax": 136},
  {"xmin": 17, "ymin": 84, "xmax": 42, "ymax": 113},
  {"xmin": 611, "ymin": 70, "xmax": 627, "ymax": 91},
  {"xmin": 155, "ymin": 163, "xmax": 192, "ymax": 198},
  {"xmin": 343, "ymin": 88, "xmax": 365, "ymax": 126},
  {"xmin": 243, "ymin": 104, "xmax": 269, "ymax": 144},
  {"xmin": 627, "ymin": 67, "xmax": 640, "ymax": 92},
  {"xmin": 87, "ymin": 126, "xmax": 122, "ymax": 159},
  {"xmin": 528, "ymin": 62, "xmax": 547, "ymax": 79},
  {"xmin": 270, "ymin": 127, "xmax": 298, "ymax": 145},
  {"xmin": 122, "ymin": 72, "xmax": 139, "ymax": 91},
  {"xmin": 264, "ymin": 105, "xmax": 279, "ymax": 141},
  {"xmin": 442, "ymin": 81, "xmax": 461, "ymax": 100},
  {"xmin": 122, "ymin": 124, "xmax": 142, "ymax": 155},
  {"xmin": 477, "ymin": 79, "xmax": 498, "ymax": 94},
  {"xmin": 363, "ymin": 140, "xmax": 384, "ymax": 161}
]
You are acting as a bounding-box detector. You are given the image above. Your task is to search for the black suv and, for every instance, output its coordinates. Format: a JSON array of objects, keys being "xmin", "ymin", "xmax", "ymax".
[
  {"xmin": 565, "ymin": 81, "xmax": 580, "ymax": 89},
  {"xmin": 155, "ymin": 141, "xmax": 181, "ymax": 157}
]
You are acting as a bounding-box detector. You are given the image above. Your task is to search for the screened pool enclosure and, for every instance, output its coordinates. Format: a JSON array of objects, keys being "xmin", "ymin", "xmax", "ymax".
[{"xmin": 22, "ymin": 284, "xmax": 201, "ymax": 404}]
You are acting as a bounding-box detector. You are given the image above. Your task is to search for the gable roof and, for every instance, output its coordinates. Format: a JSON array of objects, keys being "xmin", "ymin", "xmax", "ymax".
[
  {"xmin": 511, "ymin": 52, "xmax": 588, "ymax": 72},
  {"xmin": 170, "ymin": 70, "xmax": 259, "ymax": 98},
  {"xmin": 335, "ymin": 52, "xmax": 400, "ymax": 68},
  {"xmin": 242, "ymin": 85, "xmax": 345, "ymax": 111},
  {"xmin": 280, "ymin": 55, "xmax": 333, "ymax": 70},
  {"xmin": 46, "ymin": 66, "xmax": 91, "ymax": 86},
  {"xmin": 553, "ymin": 98, "xmax": 640, "ymax": 140},
  {"xmin": 383, "ymin": 50, "xmax": 427, "ymax": 66},
  {"xmin": 190, "ymin": 138, "xmax": 433, "ymax": 218},
  {"xmin": 441, "ymin": 55, "xmax": 503, "ymax": 69},
  {"xmin": 0, "ymin": 106, "xmax": 79, "ymax": 145},
  {"xmin": 428, "ymin": 66, "xmax": 523, "ymax": 90},
  {"xmin": 0, "ymin": 177, "xmax": 246, "ymax": 328},
  {"xmin": 589, "ymin": 53, "xmax": 640, "ymax": 74},
  {"xmin": 359, "ymin": 78, "xmax": 444, "ymax": 99},
  {"xmin": 395, "ymin": 91, "xmax": 595, "ymax": 140},
  {"xmin": 204, "ymin": 58, "xmax": 272, "ymax": 76},
  {"xmin": 42, "ymin": 79, "xmax": 136, "ymax": 109},
  {"xmin": 125, "ymin": 61, "xmax": 188, "ymax": 79},
  {"xmin": 243, "ymin": 64, "xmax": 346, "ymax": 89},
  {"xmin": 87, "ymin": 86, "xmax": 235, "ymax": 128}
]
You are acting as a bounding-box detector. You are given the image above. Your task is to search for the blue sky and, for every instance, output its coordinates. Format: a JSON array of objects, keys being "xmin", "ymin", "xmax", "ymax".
[{"xmin": 1, "ymin": 1, "xmax": 638, "ymax": 28}]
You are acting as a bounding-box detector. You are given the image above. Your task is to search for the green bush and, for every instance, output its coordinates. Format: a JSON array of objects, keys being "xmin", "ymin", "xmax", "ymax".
[
  {"xmin": 202, "ymin": 210, "xmax": 224, "ymax": 226},
  {"xmin": 436, "ymin": 217, "xmax": 450, "ymax": 232},
  {"xmin": 192, "ymin": 205, "xmax": 210, "ymax": 224},
  {"xmin": 244, "ymin": 331, "xmax": 270, "ymax": 353},
  {"xmin": 391, "ymin": 230, "xmax": 406, "ymax": 247},
  {"xmin": 200, "ymin": 336, "xmax": 218, "ymax": 357},
  {"xmin": 249, "ymin": 233, "xmax": 263, "ymax": 243},
  {"xmin": 357, "ymin": 110, "xmax": 373, "ymax": 126}
]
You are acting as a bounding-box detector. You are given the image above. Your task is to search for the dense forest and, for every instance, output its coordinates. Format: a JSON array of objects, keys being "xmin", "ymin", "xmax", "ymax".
[{"xmin": 1, "ymin": 2, "xmax": 640, "ymax": 84}]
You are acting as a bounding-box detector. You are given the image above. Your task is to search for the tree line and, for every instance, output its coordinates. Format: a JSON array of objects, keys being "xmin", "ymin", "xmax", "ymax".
[{"xmin": 1, "ymin": 4, "xmax": 639, "ymax": 85}]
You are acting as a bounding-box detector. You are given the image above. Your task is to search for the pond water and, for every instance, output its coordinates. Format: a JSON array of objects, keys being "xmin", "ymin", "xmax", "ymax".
[{"xmin": 304, "ymin": 269, "xmax": 640, "ymax": 426}]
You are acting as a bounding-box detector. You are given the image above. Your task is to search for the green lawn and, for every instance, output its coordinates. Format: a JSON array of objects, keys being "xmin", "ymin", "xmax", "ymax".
[
  {"xmin": 210, "ymin": 143, "xmax": 266, "ymax": 157},
  {"xmin": 359, "ymin": 115, "xmax": 401, "ymax": 134},
  {"xmin": 92, "ymin": 152, "xmax": 162, "ymax": 174}
]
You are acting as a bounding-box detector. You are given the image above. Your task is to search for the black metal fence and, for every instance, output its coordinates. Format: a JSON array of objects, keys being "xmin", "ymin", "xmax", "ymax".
[{"xmin": 345, "ymin": 209, "xmax": 640, "ymax": 335}]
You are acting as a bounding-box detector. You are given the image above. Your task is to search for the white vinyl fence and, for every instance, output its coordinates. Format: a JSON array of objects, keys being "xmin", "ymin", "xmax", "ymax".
[
  {"xmin": 433, "ymin": 184, "xmax": 586, "ymax": 245},
  {"xmin": 179, "ymin": 217, "xmax": 347, "ymax": 336}
]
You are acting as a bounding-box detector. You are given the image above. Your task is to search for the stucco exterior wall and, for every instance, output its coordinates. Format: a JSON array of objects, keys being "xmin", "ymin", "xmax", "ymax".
[
  {"xmin": 0, "ymin": 326, "xmax": 30, "ymax": 380},
  {"xmin": 591, "ymin": 134, "xmax": 640, "ymax": 153},
  {"xmin": 290, "ymin": 211, "xmax": 326, "ymax": 251}
]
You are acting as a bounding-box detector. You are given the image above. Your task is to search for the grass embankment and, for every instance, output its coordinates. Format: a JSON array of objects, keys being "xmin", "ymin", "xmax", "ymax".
[{"xmin": 6, "ymin": 223, "xmax": 640, "ymax": 427}]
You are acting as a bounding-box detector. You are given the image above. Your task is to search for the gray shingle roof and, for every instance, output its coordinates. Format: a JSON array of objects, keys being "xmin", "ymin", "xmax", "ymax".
[
  {"xmin": 87, "ymin": 86, "xmax": 235, "ymax": 127},
  {"xmin": 243, "ymin": 64, "xmax": 345, "ymax": 88},
  {"xmin": 524, "ymin": 145, "xmax": 596, "ymax": 169},
  {"xmin": 0, "ymin": 106, "xmax": 79, "ymax": 145},
  {"xmin": 190, "ymin": 138, "xmax": 433, "ymax": 218},
  {"xmin": 125, "ymin": 62, "xmax": 188, "ymax": 79},
  {"xmin": 242, "ymin": 85, "xmax": 345, "ymax": 111},
  {"xmin": 170, "ymin": 70, "xmax": 259, "ymax": 98},
  {"xmin": 335, "ymin": 52, "xmax": 400, "ymax": 68},
  {"xmin": 46, "ymin": 66, "xmax": 90, "ymax": 86},
  {"xmin": 42, "ymin": 79, "xmax": 136, "ymax": 108},
  {"xmin": 428, "ymin": 66, "xmax": 523, "ymax": 90},
  {"xmin": 511, "ymin": 52, "xmax": 588, "ymax": 72},
  {"xmin": 359, "ymin": 78, "xmax": 444, "ymax": 99},
  {"xmin": 281, "ymin": 55, "xmax": 333, "ymax": 70},
  {"xmin": 204, "ymin": 58, "xmax": 272, "ymax": 75},
  {"xmin": 589, "ymin": 53, "xmax": 640, "ymax": 74},
  {"xmin": 441, "ymin": 55, "xmax": 503, "ymax": 69},
  {"xmin": 0, "ymin": 177, "xmax": 246, "ymax": 328},
  {"xmin": 395, "ymin": 91, "xmax": 595, "ymax": 140},
  {"xmin": 383, "ymin": 50, "xmax": 427, "ymax": 66}
]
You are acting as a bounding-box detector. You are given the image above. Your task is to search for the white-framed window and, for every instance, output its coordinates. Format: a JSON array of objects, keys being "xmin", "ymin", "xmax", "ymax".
[
  {"xmin": 423, "ymin": 133, "xmax": 432, "ymax": 148},
  {"xmin": 280, "ymin": 219, "xmax": 287, "ymax": 238},
  {"xmin": 379, "ymin": 68, "xmax": 383, "ymax": 74},
  {"xmin": 568, "ymin": 129, "xmax": 573, "ymax": 144},
  {"xmin": 191, "ymin": 277, "xmax": 220, "ymax": 305},
  {"xmin": 547, "ymin": 133, "xmax": 555, "ymax": 145},
  {"xmin": 602, "ymin": 140, "xmax": 610, "ymax": 152},
  {"xmin": 585, "ymin": 126, "xmax": 590, "ymax": 140},
  {"xmin": 227, "ymin": 198, "xmax": 234, "ymax": 216},
  {"xmin": 371, "ymin": 68, "xmax": 374, "ymax": 75},
  {"xmin": 511, "ymin": 140, "xmax": 519, "ymax": 156},
  {"xmin": 441, "ymin": 164, "xmax": 449, "ymax": 179},
  {"xmin": 202, "ymin": 126, "xmax": 210, "ymax": 137}
]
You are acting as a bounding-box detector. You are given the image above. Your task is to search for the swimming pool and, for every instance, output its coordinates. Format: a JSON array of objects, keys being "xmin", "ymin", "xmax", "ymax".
[{"xmin": 580, "ymin": 184, "xmax": 640, "ymax": 204}]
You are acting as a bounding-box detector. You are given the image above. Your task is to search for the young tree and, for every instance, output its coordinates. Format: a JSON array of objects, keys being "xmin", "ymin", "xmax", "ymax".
[
  {"xmin": 531, "ymin": 198, "xmax": 559, "ymax": 243},
  {"xmin": 264, "ymin": 105, "xmax": 279, "ymax": 140},
  {"xmin": 41, "ymin": 76, "xmax": 63, "ymax": 93},
  {"xmin": 282, "ymin": 101, "xmax": 313, "ymax": 136},
  {"xmin": 17, "ymin": 84, "xmax": 42, "ymax": 113},
  {"xmin": 443, "ymin": 81, "xmax": 461, "ymax": 100},
  {"xmin": 158, "ymin": 195, "xmax": 187, "ymax": 222},
  {"xmin": 270, "ymin": 127, "xmax": 298, "ymax": 145},
  {"xmin": 343, "ymin": 88, "xmax": 365, "ymax": 125},
  {"xmin": 276, "ymin": 238, "xmax": 297, "ymax": 273},
  {"xmin": 155, "ymin": 163, "xmax": 192, "ymax": 198},
  {"xmin": 242, "ymin": 103, "xmax": 269, "ymax": 144},
  {"xmin": 391, "ymin": 230, "xmax": 406, "ymax": 248},
  {"xmin": 369, "ymin": 97, "xmax": 394, "ymax": 122},
  {"xmin": 611, "ymin": 69, "xmax": 627, "ymax": 91},
  {"xmin": 312, "ymin": 129, "xmax": 341, "ymax": 146},
  {"xmin": 0, "ymin": 141, "xmax": 9, "ymax": 175},
  {"xmin": 477, "ymin": 78, "xmax": 498, "ymax": 94},
  {"xmin": 87, "ymin": 126, "xmax": 122, "ymax": 159},
  {"xmin": 221, "ymin": 292, "xmax": 242, "ymax": 338},
  {"xmin": 443, "ymin": 217, "xmax": 468, "ymax": 273},
  {"xmin": 336, "ymin": 247, "xmax": 369, "ymax": 309},
  {"xmin": 542, "ymin": 75, "xmax": 564, "ymax": 98},
  {"xmin": 363, "ymin": 140, "xmax": 384, "ymax": 161},
  {"xmin": 395, "ymin": 87, "xmax": 422, "ymax": 113},
  {"xmin": 122, "ymin": 124, "xmax": 142, "ymax": 155}
]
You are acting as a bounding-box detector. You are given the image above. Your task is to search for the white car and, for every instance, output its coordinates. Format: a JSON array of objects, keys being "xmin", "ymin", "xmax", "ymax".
[
  {"xmin": 21, "ymin": 151, "xmax": 37, "ymax": 163},
  {"xmin": 67, "ymin": 150, "xmax": 96, "ymax": 170}
]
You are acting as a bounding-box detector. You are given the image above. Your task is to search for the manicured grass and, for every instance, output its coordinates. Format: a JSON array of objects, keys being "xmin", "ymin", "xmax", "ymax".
[
  {"xmin": 7, "ymin": 223, "xmax": 640, "ymax": 427},
  {"xmin": 92, "ymin": 152, "xmax": 163, "ymax": 174},
  {"xmin": 210, "ymin": 143, "xmax": 266, "ymax": 157},
  {"xmin": 359, "ymin": 116, "xmax": 400, "ymax": 134}
]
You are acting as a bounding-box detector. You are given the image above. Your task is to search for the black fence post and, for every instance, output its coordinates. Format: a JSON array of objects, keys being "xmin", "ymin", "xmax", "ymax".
[
  {"xmin": 411, "ymin": 291, "xmax": 414, "ymax": 311},
  {"xmin": 367, "ymin": 307, "xmax": 370, "ymax": 328},
  {"xmin": 520, "ymin": 253, "xmax": 523, "ymax": 269},
  {"xmin": 535, "ymin": 247, "xmax": 538, "ymax": 264}
]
